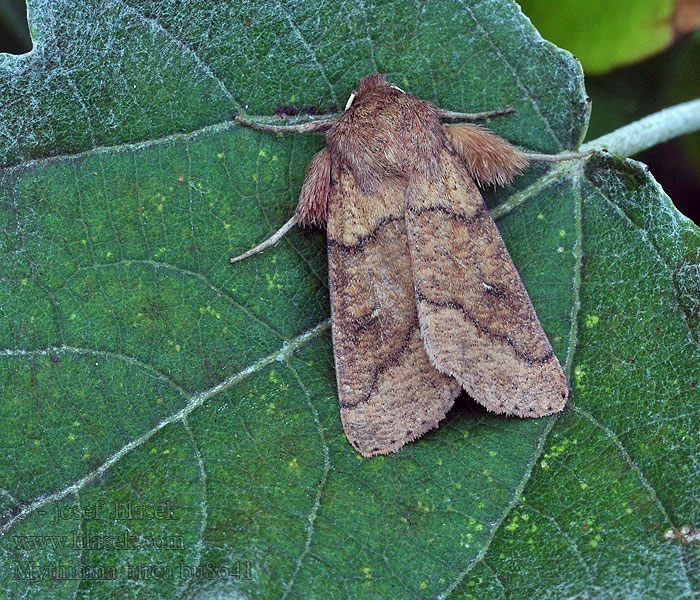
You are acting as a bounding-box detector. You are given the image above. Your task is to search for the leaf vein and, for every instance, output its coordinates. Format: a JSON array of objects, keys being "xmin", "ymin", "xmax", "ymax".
[
  {"xmin": 280, "ymin": 360, "xmax": 331, "ymax": 600},
  {"xmin": 570, "ymin": 403, "xmax": 696, "ymax": 599},
  {"xmin": 0, "ymin": 319, "xmax": 330, "ymax": 537},
  {"xmin": 454, "ymin": 0, "xmax": 563, "ymax": 151},
  {"xmin": 117, "ymin": 0, "xmax": 238, "ymax": 108}
]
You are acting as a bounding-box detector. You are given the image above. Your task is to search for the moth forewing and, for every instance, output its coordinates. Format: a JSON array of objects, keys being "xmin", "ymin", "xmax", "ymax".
[
  {"xmin": 326, "ymin": 158, "xmax": 462, "ymax": 458},
  {"xmin": 405, "ymin": 149, "xmax": 568, "ymax": 416}
]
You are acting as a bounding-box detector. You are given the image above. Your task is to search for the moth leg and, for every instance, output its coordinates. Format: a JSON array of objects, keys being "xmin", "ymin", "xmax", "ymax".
[
  {"xmin": 234, "ymin": 115, "xmax": 337, "ymax": 133},
  {"xmin": 229, "ymin": 147, "xmax": 332, "ymax": 265},
  {"xmin": 438, "ymin": 109, "xmax": 592, "ymax": 165},
  {"xmin": 437, "ymin": 107, "xmax": 515, "ymax": 121},
  {"xmin": 229, "ymin": 216, "xmax": 296, "ymax": 264}
]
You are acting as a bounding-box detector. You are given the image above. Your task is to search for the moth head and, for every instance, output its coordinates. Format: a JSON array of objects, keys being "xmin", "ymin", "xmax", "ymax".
[{"xmin": 345, "ymin": 73, "xmax": 405, "ymax": 110}]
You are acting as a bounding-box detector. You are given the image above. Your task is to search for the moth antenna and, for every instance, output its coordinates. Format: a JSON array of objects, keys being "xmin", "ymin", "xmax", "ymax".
[
  {"xmin": 525, "ymin": 149, "xmax": 596, "ymax": 162},
  {"xmin": 437, "ymin": 107, "xmax": 515, "ymax": 121},
  {"xmin": 234, "ymin": 115, "xmax": 337, "ymax": 133},
  {"xmin": 228, "ymin": 216, "xmax": 297, "ymax": 265}
]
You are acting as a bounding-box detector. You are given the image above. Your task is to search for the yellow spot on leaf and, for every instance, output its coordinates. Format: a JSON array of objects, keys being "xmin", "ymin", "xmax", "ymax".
[
  {"xmin": 265, "ymin": 272, "xmax": 282, "ymax": 291},
  {"xmin": 585, "ymin": 314, "xmax": 600, "ymax": 328},
  {"xmin": 200, "ymin": 305, "xmax": 222, "ymax": 319}
]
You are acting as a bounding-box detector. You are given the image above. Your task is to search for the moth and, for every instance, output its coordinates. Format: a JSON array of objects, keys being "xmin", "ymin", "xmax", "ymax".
[{"xmin": 232, "ymin": 73, "xmax": 573, "ymax": 457}]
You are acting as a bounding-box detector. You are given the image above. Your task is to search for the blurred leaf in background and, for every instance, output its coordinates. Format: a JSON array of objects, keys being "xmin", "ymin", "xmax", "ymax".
[{"xmin": 518, "ymin": 0, "xmax": 700, "ymax": 75}]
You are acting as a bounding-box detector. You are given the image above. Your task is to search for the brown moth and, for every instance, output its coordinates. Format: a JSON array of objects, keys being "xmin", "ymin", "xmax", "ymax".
[{"xmin": 232, "ymin": 73, "xmax": 571, "ymax": 458}]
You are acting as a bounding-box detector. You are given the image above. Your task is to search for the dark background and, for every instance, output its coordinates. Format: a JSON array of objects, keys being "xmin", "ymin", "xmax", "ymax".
[
  {"xmin": 1, "ymin": 0, "xmax": 698, "ymax": 224},
  {"xmin": 0, "ymin": 0, "xmax": 31, "ymax": 54}
]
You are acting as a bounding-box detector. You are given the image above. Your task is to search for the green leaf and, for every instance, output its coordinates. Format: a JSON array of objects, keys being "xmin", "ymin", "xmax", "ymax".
[{"xmin": 0, "ymin": 1, "xmax": 697, "ymax": 599}]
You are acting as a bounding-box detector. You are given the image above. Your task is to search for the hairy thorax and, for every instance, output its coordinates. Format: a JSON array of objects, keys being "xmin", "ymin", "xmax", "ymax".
[{"xmin": 326, "ymin": 87, "xmax": 445, "ymax": 194}]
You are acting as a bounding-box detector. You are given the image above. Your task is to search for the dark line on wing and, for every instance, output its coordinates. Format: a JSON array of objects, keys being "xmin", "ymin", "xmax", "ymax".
[
  {"xmin": 339, "ymin": 325, "xmax": 416, "ymax": 409},
  {"xmin": 351, "ymin": 309, "xmax": 380, "ymax": 337},
  {"xmin": 327, "ymin": 212, "xmax": 404, "ymax": 252},
  {"xmin": 414, "ymin": 289, "xmax": 554, "ymax": 364},
  {"xmin": 406, "ymin": 202, "xmax": 487, "ymax": 226}
]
